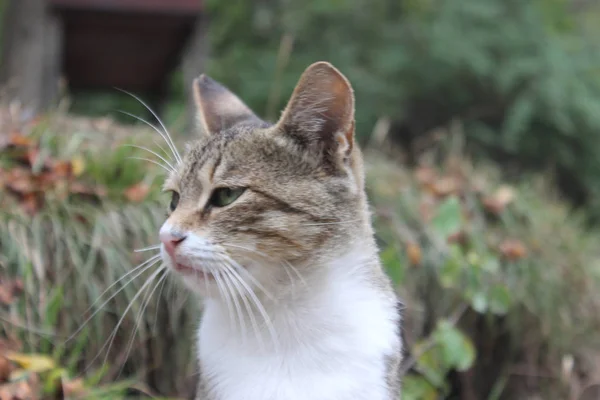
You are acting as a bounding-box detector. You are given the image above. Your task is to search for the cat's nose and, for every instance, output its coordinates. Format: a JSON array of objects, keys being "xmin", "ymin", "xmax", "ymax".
[{"xmin": 160, "ymin": 230, "xmax": 187, "ymax": 258}]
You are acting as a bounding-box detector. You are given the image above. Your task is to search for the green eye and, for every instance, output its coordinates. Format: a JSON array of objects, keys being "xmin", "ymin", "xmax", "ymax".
[
  {"xmin": 209, "ymin": 187, "xmax": 246, "ymax": 207},
  {"xmin": 169, "ymin": 191, "xmax": 180, "ymax": 212}
]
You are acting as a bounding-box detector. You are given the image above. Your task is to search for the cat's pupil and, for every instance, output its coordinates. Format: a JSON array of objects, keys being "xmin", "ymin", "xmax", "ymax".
[{"xmin": 170, "ymin": 191, "xmax": 180, "ymax": 212}]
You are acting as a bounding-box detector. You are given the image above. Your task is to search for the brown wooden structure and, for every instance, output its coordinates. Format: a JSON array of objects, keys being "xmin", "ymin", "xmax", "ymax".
[{"xmin": 0, "ymin": 0, "xmax": 207, "ymax": 119}]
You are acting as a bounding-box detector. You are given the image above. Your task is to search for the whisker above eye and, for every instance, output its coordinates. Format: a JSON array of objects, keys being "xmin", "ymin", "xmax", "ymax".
[
  {"xmin": 115, "ymin": 89, "xmax": 182, "ymax": 164},
  {"xmin": 122, "ymin": 144, "xmax": 176, "ymax": 171},
  {"xmin": 116, "ymin": 110, "xmax": 180, "ymax": 164},
  {"xmin": 127, "ymin": 156, "xmax": 174, "ymax": 173}
]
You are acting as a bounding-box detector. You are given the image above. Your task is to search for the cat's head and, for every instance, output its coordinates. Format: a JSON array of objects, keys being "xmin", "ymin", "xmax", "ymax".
[{"xmin": 159, "ymin": 62, "xmax": 370, "ymax": 297}]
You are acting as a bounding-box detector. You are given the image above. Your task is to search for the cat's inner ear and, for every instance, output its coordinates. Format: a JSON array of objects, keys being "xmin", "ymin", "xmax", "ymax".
[
  {"xmin": 276, "ymin": 61, "xmax": 355, "ymax": 157},
  {"xmin": 193, "ymin": 75, "xmax": 261, "ymax": 135}
]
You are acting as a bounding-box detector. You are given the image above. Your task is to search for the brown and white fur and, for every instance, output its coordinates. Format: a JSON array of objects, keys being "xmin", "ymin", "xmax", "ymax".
[{"xmin": 158, "ymin": 62, "xmax": 402, "ymax": 400}]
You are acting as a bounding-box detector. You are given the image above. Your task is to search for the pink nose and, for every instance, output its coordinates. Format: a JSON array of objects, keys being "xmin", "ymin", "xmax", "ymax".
[{"xmin": 160, "ymin": 230, "xmax": 187, "ymax": 258}]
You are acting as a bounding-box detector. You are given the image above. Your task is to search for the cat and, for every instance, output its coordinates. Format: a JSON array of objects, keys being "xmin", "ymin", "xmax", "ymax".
[{"xmin": 158, "ymin": 61, "xmax": 403, "ymax": 400}]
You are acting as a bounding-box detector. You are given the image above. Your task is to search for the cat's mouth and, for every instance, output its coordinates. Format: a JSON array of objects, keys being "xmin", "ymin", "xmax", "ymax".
[{"xmin": 173, "ymin": 262, "xmax": 215, "ymax": 280}]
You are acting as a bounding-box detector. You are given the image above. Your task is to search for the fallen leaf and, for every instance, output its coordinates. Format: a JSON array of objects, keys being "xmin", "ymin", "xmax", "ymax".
[
  {"xmin": 429, "ymin": 177, "xmax": 459, "ymax": 197},
  {"xmin": 482, "ymin": 186, "xmax": 516, "ymax": 215},
  {"xmin": 5, "ymin": 353, "xmax": 55, "ymax": 373},
  {"xmin": 0, "ymin": 355, "xmax": 12, "ymax": 383},
  {"xmin": 51, "ymin": 161, "xmax": 72, "ymax": 178},
  {"xmin": 447, "ymin": 231, "xmax": 468, "ymax": 246},
  {"xmin": 125, "ymin": 182, "xmax": 150, "ymax": 203},
  {"xmin": 0, "ymin": 286, "xmax": 13, "ymax": 306},
  {"xmin": 0, "ymin": 371, "xmax": 40, "ymax": 400},
  {"xmin": 419, "ymin": 196, "xmax": 436, "ymax": 222},
  {"xmin": 69, "ymin": 182, "xmax": 107, "ymax": 198},
  {"xmin": 499, "ymin": 239, "xmax": 527, "ymax": 261},
  {"xmin": 70, "ymin": 157, "xmax": 85, "ymax": 177},
  {"xmin": 8, "ymin": 133, "xmax": 33, "ymax": 147},
  {"xmin": 62, "ymin": 377, "xmax": 86, "ymax": 397},
  {"xmin": 21, "ymin": 193, "xmax": 41, "ymax": 216},
  {"xmin": 415, "ymin": 166, "xmax": 437, "ymax": 186},
  {"xmin": 25, "ymin": 149, "xmax": 39, "ymax": 167},
  {"xmin": 406, "ymin": 242, "xmax": 422, "ymax": 266},
  {"xmin": 4, "ymin": 168, "xmax": 37, "ymax": 194}
]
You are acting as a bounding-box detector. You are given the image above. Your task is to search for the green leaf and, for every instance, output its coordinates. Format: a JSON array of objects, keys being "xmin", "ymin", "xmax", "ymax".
[
  {"xmin": 471, "ymin": 291, "xmax": 488, "ymax": 313},
  {"xmin": 401, "ymin": 375, "xmax": 439, "ymax": 400},
  {"xmin": 488, "ymin": 284, "xmax": 512, "ymax": 315},
  {"xmin": 434, "ymin": 321, "xmax": 476, "ymax": 371},
  {"xmin": 440, "ymin": 254, "xmax": 462, "ymax": 288},
  {"xmin": 413, "ymin": 340, "xmax": 446, "ymax": 388},
  {"xmin": 431, "ymin": 196, "xmax": 462, "ymax": 238},
  {"xmin": 380, "ymin": 246, "xmax": 405, "ymax": 284}
]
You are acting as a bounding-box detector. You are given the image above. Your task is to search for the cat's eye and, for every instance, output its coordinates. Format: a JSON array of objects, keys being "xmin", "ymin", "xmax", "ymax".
[
  {"xmin": 209, "ymin": 187, "xmax": 245, "ymax": 208},
  {"xmin": 169, "ymin": 191, "xmax": 180, "ymax": 212}
]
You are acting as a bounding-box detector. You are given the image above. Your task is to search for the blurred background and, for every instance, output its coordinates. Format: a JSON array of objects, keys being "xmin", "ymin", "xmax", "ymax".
[{"xmin": 1, "ymin": 0, "xmax": 600, "ymax": 399}]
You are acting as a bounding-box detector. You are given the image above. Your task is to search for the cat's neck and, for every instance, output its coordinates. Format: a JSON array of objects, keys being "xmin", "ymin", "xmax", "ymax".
[
  {"xmin": 199, "ymin": 243, "xmax": 391, "ymax": 350},
  {"xmin": 197, "ymin": 243, "xmax": 400, "ymax": 400}
]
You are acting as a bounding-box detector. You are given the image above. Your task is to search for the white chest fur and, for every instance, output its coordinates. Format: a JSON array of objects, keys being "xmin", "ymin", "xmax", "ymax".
[{"xmin": 197, "ymin": 253, "xmax": 400, "ymax": 400}]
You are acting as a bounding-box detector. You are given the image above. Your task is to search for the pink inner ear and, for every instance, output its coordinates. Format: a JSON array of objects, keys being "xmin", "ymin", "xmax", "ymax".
[{"xmin": 277, "ymin": 62, "xmax": 355, "ymax": 143}]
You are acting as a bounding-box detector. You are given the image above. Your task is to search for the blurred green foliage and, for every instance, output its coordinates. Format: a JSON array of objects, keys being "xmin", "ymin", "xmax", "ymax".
[
  {"xmin": 204, "ymin": 0, "xmax": 600, "ymax": 218},
  {"xmin": 2, "ymin": 115, "xmax": 600, "ymax": 398},
  {"xmin": 368, "ymin": 147, "xmax": 600, "ymax": 398}
]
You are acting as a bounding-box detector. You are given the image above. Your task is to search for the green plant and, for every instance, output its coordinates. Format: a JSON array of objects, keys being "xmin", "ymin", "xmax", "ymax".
[
  {"xmin": 367, "ymin": 149, "xmax": 600, "ymax": 398},
  {"xmin": 205, "ymin": 0, "xmax": 600, "ymax": 218},
  {"xmin": 0, "ymin": 115, "xmax": 196, "ymax": 397}
]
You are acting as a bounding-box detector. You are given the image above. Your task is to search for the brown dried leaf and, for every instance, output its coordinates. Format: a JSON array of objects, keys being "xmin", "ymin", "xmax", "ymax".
[
  {"xmin": 51, "ymin": 161, "xmax": 72, "ymax": 178},
  {"xmin": 69, "ymin": 182, "xmax": 107, "ymax": 198},
  {"xmin": 406, "ymin": 242, "xmax": 422, "ymax": 266},
  {"xmin": 5, "ymin": 169, "xmax": 37, "ymax": 194},
  {"xmin": 447, "ymin": 231, "xmax": 468, "ymax": 246},
  {"xmin": 419, "ymin": 197, "xmax": 436, "ymax": 222},
  {"xmin": 21, "ymin": 193, "xmax": 41, "ymax": 216},
  {"xmin": 0, "ymin": 286, "xmax": 13, "ymax": 306},
  {"xmin": 483, "ymin": 186, "xmax": 516, "ymax": 215},
  {"xmin": 0, "ymin": 371, "xmax": 40, "ymax": 400},
  {"xmin": 0, "ymin": 356, "xmax": 12, "ymax": 383},
  {"xmin": 499, "ymin": 239, "xmax": 527, "ymax": 261},
  {"xmin": 124, "ymin": 182, "xmax": 150, "ymax": 203},
  {"xmin": 415, "ymin": 166, "xmax": 437, "ymax": 186},
  {"xmin": 8, "ymin": 133, "xmax": 33, "ymax": 147},
  {"xmin": 429, "ymin": 177, "xmax": 459, "ymax": 197},
  {"xmin": 62, "ymin": 377, "xmax": 85, "ymax": 397}
]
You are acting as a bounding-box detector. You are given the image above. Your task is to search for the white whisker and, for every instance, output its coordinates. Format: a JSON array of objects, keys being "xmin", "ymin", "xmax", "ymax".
[
  {"xmin": 134, "ymin": 245, "xmax": 161, "ymax": 253},
  {"xmin": 127, "ymin": 156, "xmax": 173, "ymax": 173},
  {"xmin": 123, "ymin": 144, "xmax": 176, "ymax": 171},
  {"xmin": 115, "ymin": 89, "xmax": 182, "ymax": 163},
  {"xmin": 222, "ymin": 265, "xmax": 263, "ymax": 348},
  {"xmin": 226, "ymin": 256, "xmax": 275, "ymax": 302},
  {"xmin": 223, "ymin": 262, "xmax": 279, "ymax": 350},
  {"xmin": 153, "ymin": 270, "xmax": 169, "ymax": 331},
  {"xmin": 212, "ymin": 268, "xmax": 239, "ymax": 335},
  {"xmin": 223, "ymin": 243, "xmax": 306, "ymax": 292},
  {"xmin": 97, "ymin": 266, "xmax": 166, "ymax": 373},
  {"xmin": 117, "ymin": 269, "xmax": 168, "ymax": 378},
  {"xmin": 65, "ymin": 255, "xmax": 161, "ymax": 343},
  {"xmin": 117, "ymin": 110, "xmax": 180, "ymax": 164}
]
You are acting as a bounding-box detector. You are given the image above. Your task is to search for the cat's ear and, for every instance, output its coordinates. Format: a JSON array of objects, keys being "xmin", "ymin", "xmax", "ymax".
[
  {"xmin": 193, "ymin": 75, "xmax": 261, "ymax": 135},
  {"xmin": 276, "ymin": 62, "xmax": 355, "ymax": 157}
]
